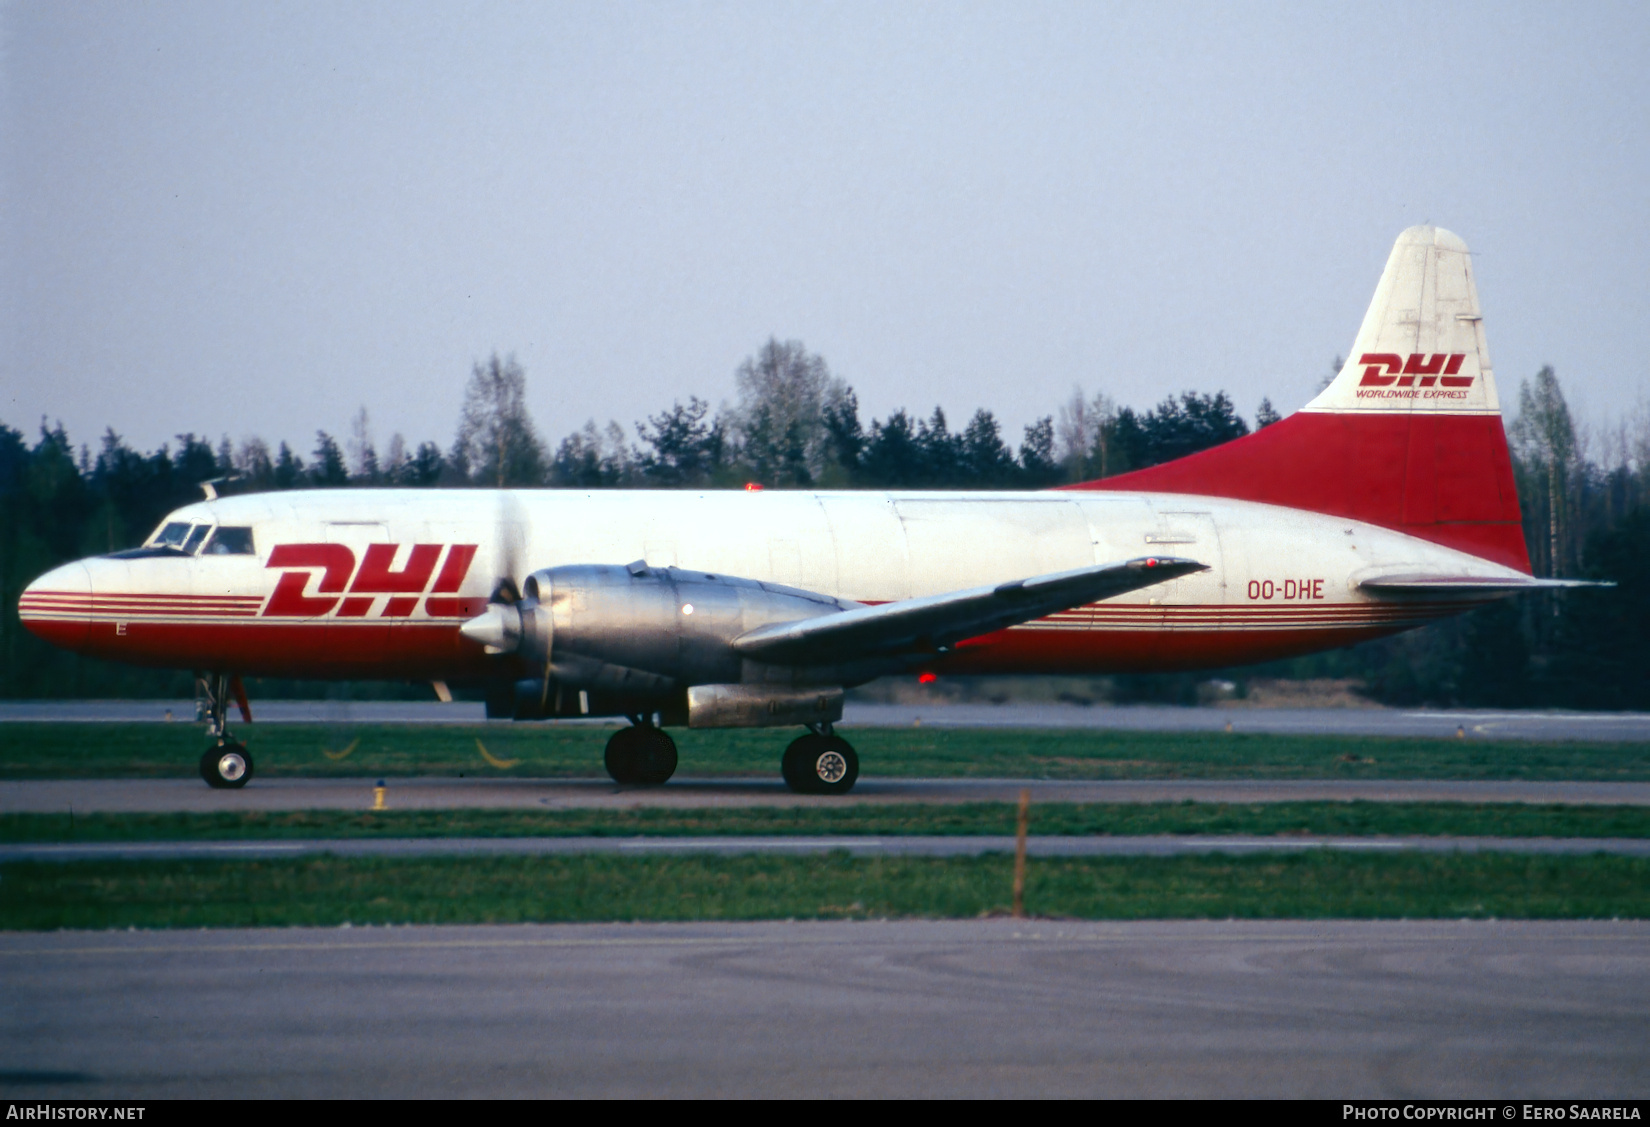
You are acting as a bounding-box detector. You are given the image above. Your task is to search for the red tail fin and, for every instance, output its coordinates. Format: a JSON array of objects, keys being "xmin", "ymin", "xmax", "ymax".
[{"xmin": 1064, "ymin": 226, "xmax": 1530, "ymax": 573}]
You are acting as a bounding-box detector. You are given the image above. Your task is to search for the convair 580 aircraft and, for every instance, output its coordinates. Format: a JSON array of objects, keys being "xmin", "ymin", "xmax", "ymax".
[{"xmin": 20, "ymin": 227, "xmax": 1589, "ymax": 793}]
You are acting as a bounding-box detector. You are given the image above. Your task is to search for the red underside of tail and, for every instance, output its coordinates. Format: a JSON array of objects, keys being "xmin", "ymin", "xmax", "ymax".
[{"xmin": 1061, "ymin": 412, "xmax": 1532, "ymax": 573}]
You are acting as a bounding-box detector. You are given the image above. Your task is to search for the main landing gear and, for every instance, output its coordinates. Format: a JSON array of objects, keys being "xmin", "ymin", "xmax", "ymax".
[
  {"xmin": 196, "ymin": 672, "xmax": 254, "ymax": 789},
  {"xmin": 601, "ymin": 717, "xmax": 859, "ymax": 794},
  {"xmin": 782, "ymin": 726, "xmax": 859, "ymax": 796},
  {"xmin": 604, "ymin": 718, "xmax": 679, "ymax": 785}
]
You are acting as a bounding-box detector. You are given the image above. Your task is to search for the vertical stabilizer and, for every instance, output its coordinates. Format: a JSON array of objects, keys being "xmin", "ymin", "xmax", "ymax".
[
  {"xmin": 1065, "ymin": 226, "xmax": 1530, "ymax": 572},
  {"xmin": 1303, "ymin": 226, "xmax": 1500, "ymax": 418}
]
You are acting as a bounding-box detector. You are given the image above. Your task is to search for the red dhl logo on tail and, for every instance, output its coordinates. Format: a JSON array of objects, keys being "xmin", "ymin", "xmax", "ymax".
[
  {"xmin": 263, "ymin": 544, "xmax": 481, "ymax": 618},
  {"xmin": 1357, "ymin": 353, "xmax": 1472, "ymax": 388}
]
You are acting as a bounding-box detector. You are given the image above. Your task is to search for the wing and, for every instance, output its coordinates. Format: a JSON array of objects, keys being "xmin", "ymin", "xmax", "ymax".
[{"xmin": 731, "ymin": 556, "xmax": 1207, "ymax": 665}]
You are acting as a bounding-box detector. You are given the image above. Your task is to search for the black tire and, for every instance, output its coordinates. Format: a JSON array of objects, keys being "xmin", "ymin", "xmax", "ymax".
[
  {"xmin": 200, "ymin": 742, "xmax": 253, "ymax": 789},
  {"xmin": 782, "ymin": 734, "xmax": 858, "ymax": 795},
  {"xmin": 604, "ymin": 727, "xmax": 678, "ymax": 785}
]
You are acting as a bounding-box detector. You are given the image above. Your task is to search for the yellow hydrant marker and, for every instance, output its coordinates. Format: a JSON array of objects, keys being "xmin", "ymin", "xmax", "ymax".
[
  {"xmin": 1012, "ymin": 788, "xmax": 1030, "ymax": 919},
  {"xmin": 372, "ymin": 780, "xmax": 386, "ymax": 810}
]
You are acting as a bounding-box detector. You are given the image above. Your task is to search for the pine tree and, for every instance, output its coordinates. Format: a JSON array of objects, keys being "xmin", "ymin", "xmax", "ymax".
[{"xmin": 310, "ymin": 432, "xmax": 349, "ymax": 487}]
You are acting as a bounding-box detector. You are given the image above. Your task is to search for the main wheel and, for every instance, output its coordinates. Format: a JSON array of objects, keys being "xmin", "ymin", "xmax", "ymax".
[
  {"xmin": 200, "ymin": 742, "xmax": 253, "ymax": 789},
  {"xmin": 604, "ymin": 726, "xmax": 678, "ymax": 785},
  {"xmin": 782, "ymin": 734, "xmax": 859, "ymax": 795}
]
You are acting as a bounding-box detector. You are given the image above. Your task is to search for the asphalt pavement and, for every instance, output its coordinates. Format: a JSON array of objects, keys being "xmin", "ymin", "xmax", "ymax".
[
  {"xmin": 7, "ymin": 834, "xmax": 1650, "ymax": 863},
  {"xmin": 8, "ymin": 775, "xmax": 1650, "ymax": 813},
  {"xmin": 2, "ymin": 919, "xmax": 1644, "ymax": 1097},
  {"xmin": 5, "ymin": 699, "xmax": 1650, "ymax": 740}
]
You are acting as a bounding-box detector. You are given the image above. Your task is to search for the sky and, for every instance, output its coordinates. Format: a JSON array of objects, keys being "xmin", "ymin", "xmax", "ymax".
[{"xmin": 3, "ymin": 1, "xmax": 1647, "ymax": 461}]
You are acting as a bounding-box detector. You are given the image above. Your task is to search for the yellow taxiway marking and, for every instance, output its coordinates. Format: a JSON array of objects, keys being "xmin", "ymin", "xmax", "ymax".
[
  {"xmin": 475, "ymin": 739, "xmax": 520, "ymax": 769},
  {"xmin": 322, "ymin": 739, "xmax": 360, "ymax": 762}
]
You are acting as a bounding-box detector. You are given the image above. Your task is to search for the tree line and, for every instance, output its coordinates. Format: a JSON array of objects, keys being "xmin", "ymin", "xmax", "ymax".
[
  {"xmin": 1, "ymin": 339, "xmax": 1644, "ymax": 707},
  {"xmin": 105, "ymin": 341, "xmax": 1254, "ymax": 495}
]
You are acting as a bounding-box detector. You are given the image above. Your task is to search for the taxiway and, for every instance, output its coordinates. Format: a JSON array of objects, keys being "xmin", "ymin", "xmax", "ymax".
[
  {"xmin": 7, "ymin": 833, "xmax": 1650, "ymax": 862},
  {"xmin": 5, "ymin": 699, "xmax": 1650, "ymax": 741},
  {"xmin": 2, "ymin": 919, "xmax": 1644, "ymax": 1098},
  {"xmin": 7, "ymin": 775, "xmax": 1650, "ymax": 813}
]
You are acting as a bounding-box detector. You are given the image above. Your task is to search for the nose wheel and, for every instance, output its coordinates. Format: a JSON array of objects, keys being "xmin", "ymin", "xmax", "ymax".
[
  {"xmin": 200, "ymin": 742, "xmax": 254, "ymax": 788},
  {"xmin": 605, "ymin": 723, "xmax": 679, "ymax": 785},
  {"xmin": 195, "ymin": 672, "xmax": 255, "ymax": 788},
  {"xmin": 782, "ymin": 732, "xmax": 859, "ymax": 795}
]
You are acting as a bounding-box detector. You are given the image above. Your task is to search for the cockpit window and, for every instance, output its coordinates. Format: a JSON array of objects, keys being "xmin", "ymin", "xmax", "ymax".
[
  {"xmin": 110, "ymin": 519, "xmax": 219, "ymax": 559},
  {"xmin": 203, "ymin": 527, "xmax": 255, "ymax": 556},
  {"xmin": 151, "ymin": 521, "xmax": 192, "ymax": 548}
]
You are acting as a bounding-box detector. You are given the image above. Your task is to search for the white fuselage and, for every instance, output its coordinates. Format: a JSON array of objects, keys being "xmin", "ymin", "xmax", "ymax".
[{"xmin": 20, "ymin": 488, "xmax": 1519, "ymax": 681}]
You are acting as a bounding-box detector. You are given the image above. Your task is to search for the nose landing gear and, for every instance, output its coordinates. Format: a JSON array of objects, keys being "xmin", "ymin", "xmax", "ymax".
[
  {"xmin": 200, "ymin": 743, "xmax": 254, "ymax": 789},
  {"xmin": 782, "ymin": 727, "xmax": 859, "ymax": 795},
  {"xmin": 196, "ymin": 672, "xmax": 255, "ymax": 789}
]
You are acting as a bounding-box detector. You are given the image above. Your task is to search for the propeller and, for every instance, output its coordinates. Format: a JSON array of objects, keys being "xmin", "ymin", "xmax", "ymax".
[
  {"xmin": 480, "ymin": 492, "xmax": 555, "ymax": 713},
  {"xmin": 488, "ymin": 492, "xmax": 525, "ymax": 606},
  {"xmin": 457, "ymin": 495, "xmax": 530, "ymax": 652}
]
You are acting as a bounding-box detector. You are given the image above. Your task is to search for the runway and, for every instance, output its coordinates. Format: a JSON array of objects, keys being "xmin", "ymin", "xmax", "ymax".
[
  {"xmin": 6, "ymin": 699, "xmax": 1650, "ymax": 741},
  {"xmin": 7, "ymin": 833, "xmax": 1650, "ymax": 862},
  {"xmin": 9, "ymin": 775, "xmax": 1650, "ymax": 813},
  {"xmin": 2, "ymin": 919, "xmax": 1644, "ymax": 1098}
]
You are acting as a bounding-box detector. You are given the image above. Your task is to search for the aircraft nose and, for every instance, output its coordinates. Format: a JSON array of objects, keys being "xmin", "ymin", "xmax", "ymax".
[{"xmin": 18, "ymin": 561, "xmax": 93, "ymax": 650}]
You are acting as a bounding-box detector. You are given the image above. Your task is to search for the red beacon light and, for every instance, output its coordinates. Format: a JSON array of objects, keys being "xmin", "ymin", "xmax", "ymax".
[
  {"xmin": 918, "ymin": 672, "xmax": 937, "ymax": 684},
  {"xmin": 745, "ymin": 482, "xmax": 763, "ymax": 492}
]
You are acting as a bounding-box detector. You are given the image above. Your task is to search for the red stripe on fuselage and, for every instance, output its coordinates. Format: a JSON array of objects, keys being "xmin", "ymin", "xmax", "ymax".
[
  {"xmin": 42, "ymin": 614, "xmax": 1427, "ymax": 680},
  {"xmin": 57, "ymin": 619, "xmax": 499, "ymax": 679}
]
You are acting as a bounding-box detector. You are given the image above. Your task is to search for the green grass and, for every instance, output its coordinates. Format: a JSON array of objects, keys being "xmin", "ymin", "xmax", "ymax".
[
  {"xmin": 9, "ymin": 801, "xmax": 1650, "ymax": 844},
  {"xmin": 3, "ymin": 722, "xmax": 1649, "ymax": 780},
  {"xmin": 3, "ymin": 852, "xmax": 1646, "ymax": 930}
]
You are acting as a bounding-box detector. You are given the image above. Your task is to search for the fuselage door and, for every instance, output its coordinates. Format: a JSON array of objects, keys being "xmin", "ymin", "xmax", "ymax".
[{"xmin": 1144, "ymin": 508, "xmax": 1226, "ymax": 622}]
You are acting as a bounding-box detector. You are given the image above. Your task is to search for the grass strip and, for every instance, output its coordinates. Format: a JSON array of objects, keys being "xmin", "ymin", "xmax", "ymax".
[
  {"xmin": 4, "ymin": 851, "xmax": 1647, "ymax": 930},
  {"xmin": 3, "ymin": 722, "xmax": 1650, "ymax": 780},
  {"xmin": 9, "ymin": 801, "xmax": 1650, "ymax": 844}
]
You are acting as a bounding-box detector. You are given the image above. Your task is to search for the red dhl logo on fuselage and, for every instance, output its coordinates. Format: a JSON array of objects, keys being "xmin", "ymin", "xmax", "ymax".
[
  {"xmin": 1357, "ymin": 353, "xmax": 1472, "ymax": 388},
  {"xmin": 264, "ymin": 543, "xmax": 480, "ymax": 618}
]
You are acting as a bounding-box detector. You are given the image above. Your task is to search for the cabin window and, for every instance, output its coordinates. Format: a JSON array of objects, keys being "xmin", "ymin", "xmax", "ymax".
[
  {"xmin": 182, "ymin": 524, "xmax": 212, "ymax": 554},
  {"xmin": 151, "ymin": 521, "xmax": 192, "ymax": 548},
  {"xmin": 203, "ymin": 527, "xmax": 255, "ymax": 556}
]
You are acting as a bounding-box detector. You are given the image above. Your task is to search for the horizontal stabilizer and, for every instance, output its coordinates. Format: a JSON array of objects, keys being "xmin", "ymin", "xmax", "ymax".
[
  {"xmin": 733, "ymin": 556, "xmax": 1206, "ymax": 665},
  {"xmin": 1359, "ymin": 573, "xmax": 1613, "ymax": 595}
]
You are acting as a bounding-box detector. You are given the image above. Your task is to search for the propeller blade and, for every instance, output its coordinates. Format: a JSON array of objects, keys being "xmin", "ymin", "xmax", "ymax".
[{"xmin": 489, "ymin": 493, "xmax": 526, "ymax": 604}]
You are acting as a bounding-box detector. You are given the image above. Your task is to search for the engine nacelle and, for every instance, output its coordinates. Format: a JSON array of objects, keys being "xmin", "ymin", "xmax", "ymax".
[
  {"xmin": 462, "ymin": 561, "xmax": 860, "ymax": 699},
  {"xmin": 484, "ymin": 679, "xmax": 844, "ymax": 728}
]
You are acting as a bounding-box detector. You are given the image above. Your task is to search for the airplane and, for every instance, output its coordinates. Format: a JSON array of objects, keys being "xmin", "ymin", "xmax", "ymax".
[{"xmin": 18, "ymin": 225, "xmax": 1594, "ymax": 794}]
